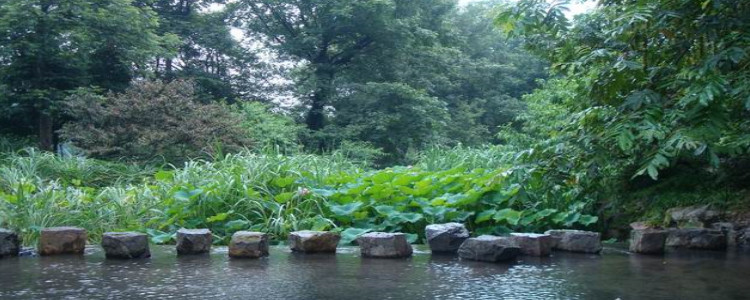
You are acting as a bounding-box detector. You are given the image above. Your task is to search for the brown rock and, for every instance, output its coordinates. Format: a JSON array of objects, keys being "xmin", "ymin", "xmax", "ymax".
[
  {"xmin": 510, "ymin": 233, "xmax": 553, "ymax": 257},
  {"xmin": 629, "ymin": 229, "xmax": 668, "ymax": 254},
  {"xmin": 0, "ymin": 229, "xmax": 20, "ymax": 258},
  {"xmin": 289, "ymin": 231, "xmax": 340, "ymax": 253},
  {"xmin": 101, "ymin": 232, "xmax": 150, "ymax": 259},
  {"xmin": 458, "ymin": 235, "xmax": 521, "ymax": 262},
  {"xmin": 176, "ymin": 228, "xmax": 212, "ymax": 255},
  {"xmin": 545, "ymin": 229, "xmax": 602, "ymax": 253},
  {"xmin": 357, "ymin": 232, "xmax": 413, "ymax": 258},
  {"xmin": 38, "ymin": 227, "xmax": 87, "ymax": 256},
  {"xmin": 229, "ymin": 231, "xmax": 269, "ymax": 258}
]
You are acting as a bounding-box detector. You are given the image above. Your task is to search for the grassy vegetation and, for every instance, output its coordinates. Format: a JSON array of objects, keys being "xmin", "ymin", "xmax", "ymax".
[{"xmin": 0, "ymin": 145, "xmax": 601, "ymax": 246}]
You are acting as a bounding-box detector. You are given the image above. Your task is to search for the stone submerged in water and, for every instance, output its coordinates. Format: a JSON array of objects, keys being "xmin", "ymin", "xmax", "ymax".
[
  {"xmin": 458, "ymin": 235, "xmax": 521, "ymax": 262},
  {"xmin": 738, "ymin": 228, "xmax": 750, "ymax": 249},
  {"xmin": 510, "ymin": 233, "xmax": 552, "ymax": 257},
  {"xmin": 357, "ymin": 232, "xmax": 413, "ymax": 258},
  {"xmin": 711, "ymin": 222, "xmax": 737, "ymax": 247},
  {"xmin": 289, "ymin": 231, "xmax": 340, "ymax": 253},
  {"xmin": 229, "ymin": 231, "xmax": 269, "ymax": 258},
  {"xmin": 425, "ymin": 223, "xmax": 470, "ymax": 253},
  {"xmin": 666, "ymin": 228, "xmax": 727, "ymax": 250},
  {"xmin": 629, "ymin": 229, "xmax": 668, "ymax": 254},
  {"xmin": 101, "ymin": 232, "xmax": 151, "ymax": 259},
  {"xmin": 176, "ymin": 228, "xmax": 212, "ymax": 255},
  {"xmin": 0, "ymin": 229, "xmax": 20, "ymax": 258},
  {"xmin": 544, "ymin": 229, "xmax": 602, "ymax": 254},
  {"xmin": 38, "ymin": 227, "xmax": 87, "ymax": 256}
]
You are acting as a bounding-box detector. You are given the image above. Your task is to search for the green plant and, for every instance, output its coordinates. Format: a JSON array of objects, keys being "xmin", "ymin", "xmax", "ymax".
[{"xmin": 59, "ymin": 80, "xmax": 252, "ymax": 164}]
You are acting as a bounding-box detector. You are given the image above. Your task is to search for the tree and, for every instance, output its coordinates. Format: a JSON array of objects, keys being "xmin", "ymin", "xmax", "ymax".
[
  {"xmin": 144, "ymin": 0, "xmax": 261, "ymax": 102},
  {"xmin": 60, "ymin": 80, "xmax": 251, "ymax": 162},
  {"xmin": 231, "ymin": 0, "xmax": 406, "ymax": 131},
  {"xmin": 0, "ymin": 0, "xmax": 162, "ymax": 150},
  {"xmin": 497, "ymin": 0, "xmax": 750, "ymax": 180}
]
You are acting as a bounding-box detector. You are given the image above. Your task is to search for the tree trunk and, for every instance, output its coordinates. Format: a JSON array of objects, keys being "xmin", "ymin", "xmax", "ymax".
[
  {"xmin": 39, "ymin": 112, "xmax": 54, "ymax": 151},
  {"xmin": 306, "ymin": 66, "xmax": 334, "ymax": 131}
]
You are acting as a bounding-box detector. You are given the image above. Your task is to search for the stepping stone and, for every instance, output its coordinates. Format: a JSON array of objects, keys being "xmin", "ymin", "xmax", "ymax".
[
  {"xmin": 0, "ymin": 229, "xmax": 20, "ymax": 258},
  {"xmin": 289, "ymin": 231, "xmax": 340, "ymax": 253},
  {"xmin": 738, "ymin": 228, "xmax": 750, "ymax": 249},
  {"xmin": 229, "ymin": 231, "xmax": 269, "ymax": 258},
  {"xmin": 458, "ymin": 235, "xmax": 521, "ymax": 262},
  {"xmin": 101, "ymin": 232, "xmax": 151, "ymax": 259},
  {"xmin": 176, "ymin": 228, "xmax": 212, "ymax": 255},
  {"xmin": 38, "ymin": 227, "xmax": 87, "ymax": 256},
  {"xmin": 510, "ymin": 233, "xmax": 553, "ymax": 257},
  {"xmin": 666, "ymin": 228, "xmax": 727, "ymax": 250},
  {"xmin": 711, "ymin": 222, "xmax": 737, "ymax": 247},
  {"xmin": 629, "ymin": 229, "xmax": 668, "ymax": 254},
  {"xmin": 544, "ymin": 229, "xmax": 602, "ymax": 253},
  {"xmin": 357, "ymin": 232, "xmax": 413, "ymax": 258},
  {"xmin": 425, "ymin": 223, "xmax": 470, "ymax": 253}
]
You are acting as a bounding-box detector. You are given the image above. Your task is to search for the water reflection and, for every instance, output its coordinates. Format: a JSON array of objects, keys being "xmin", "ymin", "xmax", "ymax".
[{"xmin": 0, "ymin": 245, "xmax": 748, "ymax": 299}]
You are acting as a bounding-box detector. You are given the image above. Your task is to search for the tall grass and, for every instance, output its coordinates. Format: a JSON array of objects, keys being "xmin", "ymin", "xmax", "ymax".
[
  {"xmin": 0, "ymin": 149, "xmax": 362, "ymax": 246},
  {"xmin": 414, "ymin": 145, "xmax": 514, "ymax": 171}
]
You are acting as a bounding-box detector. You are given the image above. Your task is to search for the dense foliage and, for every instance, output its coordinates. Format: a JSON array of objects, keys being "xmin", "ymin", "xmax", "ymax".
[
  {"xmin": 492, "ymin": 0, "xmax": 750, "ymax": 228},
  {"xmin": 60, "ymin": 80, "xmax": 251, "ymax": 163},
  {"xmin": 1, "ymin": 0, "xmax": 748, "ymax": 246},
  {"xmin": 0, "ymin": 149, "xmax": 595, "ymax": 246}
]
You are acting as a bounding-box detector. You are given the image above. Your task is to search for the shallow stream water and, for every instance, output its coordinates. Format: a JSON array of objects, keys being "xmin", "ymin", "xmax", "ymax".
[{"xmin": 0, "ymin": 245, "xmax": 748, "ymax": 299}]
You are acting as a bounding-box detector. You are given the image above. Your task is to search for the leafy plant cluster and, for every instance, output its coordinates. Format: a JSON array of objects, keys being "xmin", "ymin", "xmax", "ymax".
[
  {"xmin": 318, "ymin": 166, "xmax": 597, "ymax": 244},
  {"xmin": 0, "ymin": 149, "xmax": 596, "ymax": 246},
  {"xmin": 485, "ymin": 0, "xmax": 750, "ymax": 227}
]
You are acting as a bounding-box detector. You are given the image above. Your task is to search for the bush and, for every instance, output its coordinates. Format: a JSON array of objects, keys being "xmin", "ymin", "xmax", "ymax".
[
  {"xmin": 231, "ymin": 101, "xmax": 303, "ymax": 154},
  {"xmin": 59, "ymin": 80, "xmax": 251, "ymax": 163}
]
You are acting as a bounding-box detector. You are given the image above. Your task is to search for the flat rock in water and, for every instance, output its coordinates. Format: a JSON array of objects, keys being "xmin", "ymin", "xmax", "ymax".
[
  {"xmin": 357, "ymin": 232, "xmax": 413, "ymax": 258},
  {"xmin": 229, "ymin": 231, "xmax": 269, "ymax": 258},
  {"xmin": 176, "ymin": 228, "xmax": 212, "ymax": 255},
  {"xmin": 738, "ymin": 228, "xmax": 750, "ymax": 249},
  {"xmin": 629, "ymin": 229, "xmax": 668, "ymax": 254},
  {"xmin": 425, "ymin": 223, "xmax": 470, "ymax": 253},
  {"xmin": 38, "ymin": 227, "xmax": 87, "ymax": 256},
  {"xmin": 666, "ymin": 228, "xmax": 727, "ymax": 250},
  {"xmin": 510, "ymin": 233, "xmax": 552, "ymax": 257},
  {"xmin": 289, "ymin": 231, "xmax": 340, "ymax": 253},
  {"xmin": 458, "ymin": 235, "xmax": 521, "ymax": 262},
  {"xmin": 545, "ymin": 229, "xmax": 602, "ymax": 254},
  {"xmin": 711, "ymin": 222, "xmax": 737, "ymax": 247},
  {"xmin": 101, "ymin": 232, "xmax": 150, "ymax": 259},
  {"xmin": 0, "ymin": 229, "xmax": 20, "ymax": 258}
]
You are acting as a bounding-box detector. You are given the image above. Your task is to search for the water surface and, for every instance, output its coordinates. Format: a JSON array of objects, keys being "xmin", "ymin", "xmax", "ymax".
[{"xmin": 0, "ymin": 245, "xmax": 748, "ymax": 299}]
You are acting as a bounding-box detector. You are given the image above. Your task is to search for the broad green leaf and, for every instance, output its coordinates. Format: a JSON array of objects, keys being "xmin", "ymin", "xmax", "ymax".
[
  {"xmin": 225, "ymin": 219, "xmax": 249, "ymax": 231},
  {"xmin": 339, "ymin": 227, "xmax": 372, "ymax": 245},
  {"xmin": 275, "ymin": 192, "xmax": 295, "ymax": 203},
  {"xmin": 399, "ymin": 212, "xmax": 423, "ymax": 223},
  {"xmin": 579, "ymin": 215, "xmax": 599, "ymax": 226},
  {"xmin": 329, "ymin": 202, "xmax": 363, "ymax": 216},
  {"xmin": 154, "ymin": 170, "xmax": 173, "ymax": 181},
  {"xmin": 493, "ymin": 208, "xmax": 522, "ymax": 226},
  {"xmin": 475, "ymin": 209, "xmax": 497, "ymax": 224},
  {"xmin": 375, "ymin": 205, "xmax": 398, "ymax": 216},
  {"xmin": 206, "ymin": 212, "xmax": 231, "ymax": 223},
  {"xmin": 272, "ymin": 176, "xmax": 295, "ymax": 188},
  {"xmin": 405, "ymin": 233, "xmax": 418, "ymax": 244}
]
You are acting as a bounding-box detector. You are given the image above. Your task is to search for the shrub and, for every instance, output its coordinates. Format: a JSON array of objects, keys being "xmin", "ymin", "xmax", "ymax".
[
  {"xmin": 231, "ymin": 101, "xmax": 303, "ymax": 154},
  {"xmin": 60, "ymin": 80, "xmax": 251, "ymax": 163}
]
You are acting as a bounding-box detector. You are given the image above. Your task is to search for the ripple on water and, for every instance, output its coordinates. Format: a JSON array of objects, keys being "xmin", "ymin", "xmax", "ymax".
[{"xmin": 0, "ymin": 246, "xmax": 749, "ymax": 299}]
